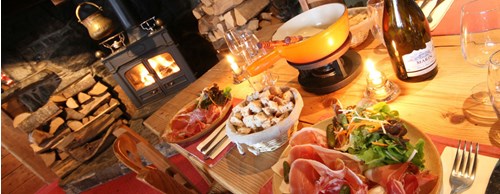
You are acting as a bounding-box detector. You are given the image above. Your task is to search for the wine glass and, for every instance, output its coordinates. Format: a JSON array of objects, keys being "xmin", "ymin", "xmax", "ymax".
[
  {"xmin": 460, "ymin": 0, "xmax": 500, "ymax": 100},
  {"xmin": 488, "ymin": 50, "xmax": 500, "ymax": 118},
  {"xmin": 460, "ymin": 0, "xmax": 500, "ymax": 124},
  {"xmin": 223, "ymin": 29, "xmax": 277, "ymax": 88}
]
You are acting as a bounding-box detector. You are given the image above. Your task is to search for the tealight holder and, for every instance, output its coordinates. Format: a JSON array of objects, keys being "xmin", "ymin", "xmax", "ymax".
[
  {"xmin": 364, "ymin": 68, "xmax": 400, "ymax": 102},
  {"xmin": 226, "ymin": 55, "xmax": 249, "ymax": 84}
]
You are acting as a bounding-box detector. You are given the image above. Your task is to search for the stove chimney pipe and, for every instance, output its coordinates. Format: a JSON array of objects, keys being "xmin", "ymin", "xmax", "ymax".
[{"xmin": 108, "ymin": 0, "xmax": 137, "ymax": 30}]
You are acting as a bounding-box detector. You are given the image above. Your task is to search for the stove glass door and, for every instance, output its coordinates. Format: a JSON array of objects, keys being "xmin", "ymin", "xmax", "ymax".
[
  {"xmin": 147, "ymin": 52, "xmax": 180, "ymax": 80},
  {"xmin": 124, "ymin": 63, "xmax": 156, "ymax": 91}
]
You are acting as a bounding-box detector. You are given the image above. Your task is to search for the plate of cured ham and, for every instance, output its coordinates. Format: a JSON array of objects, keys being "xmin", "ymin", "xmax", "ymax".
[
  {"xmin": 271, "ymin": 102, "xmax": 442, "ymax": 194},
  {"xmin": 164, "ymin": 84, "xmax": 232, "ymax": 144}
]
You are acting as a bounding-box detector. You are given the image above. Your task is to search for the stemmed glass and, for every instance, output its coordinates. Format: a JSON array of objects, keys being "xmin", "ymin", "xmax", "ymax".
[
  {"xmin": 460, "ymin": 0, "xmax": 500, "ymax": 124},
  {"xmin": 223, "ymin": 29, "xmax": 277, "ymax": 89},
  {"xmin": 460, "ymin": 0, "xmax": 500, "ymax": 101},
  {"xmin": 488, "ymin": 50, "xmax": 500, "ymax": 118}
]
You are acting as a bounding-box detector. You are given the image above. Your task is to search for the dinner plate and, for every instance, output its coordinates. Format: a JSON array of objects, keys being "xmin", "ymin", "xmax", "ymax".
[
  {"xmin": 272, "ymin": 117, "xmax": 443, "ymax": 193},
  {"xmin": 164, "ymin": 97, "xmax": 232, "ymax": 145}
]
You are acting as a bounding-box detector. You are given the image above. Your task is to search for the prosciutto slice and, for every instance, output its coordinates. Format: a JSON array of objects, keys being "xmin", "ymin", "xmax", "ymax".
[
  {"xmin": 364, "ymin": 163, "xmax": 438, "ymax": 194},
  {"xmin": 169, "ymin": 104, "xmax": 222, "ymax": 140},
  {"xmin": 288, "ymin": 144, "xmax": 363, "ymax": 174},
  {"xmin": 289, "ymin": 127, "xmax": 328, "ymax": 147},
  {"xmin": 289, "ymin": 159, "xmax": 368, "ymax": 194}
]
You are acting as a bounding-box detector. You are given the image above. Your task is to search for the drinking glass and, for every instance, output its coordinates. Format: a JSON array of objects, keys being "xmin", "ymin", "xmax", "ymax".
[
  {"xmin": 460, "ymin": 0, "xmax": 500, "ymax": 68},
  {"xmin": 223, "ymin": 28, "xmax": 277, "ymax": 88},
  {"xmin": 488, "ymin": 50, "xmax": 500, "ymax": 118},
  {"xmin": 367, "ymin": 0, "xmax": 385, "ymax": 47},
  {"xmin": 460, "ymin": 0, "xmax": 500, "ymax": 103}
]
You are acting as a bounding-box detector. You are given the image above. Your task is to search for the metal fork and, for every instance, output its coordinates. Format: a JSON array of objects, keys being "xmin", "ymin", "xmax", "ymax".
[
  {"xmin": 427, "ymin": 0, "xmax": 446, "ymax": 23},
  {"xmin": 449, "ymin": 140, "xmax": 479, "ymax": 194}
]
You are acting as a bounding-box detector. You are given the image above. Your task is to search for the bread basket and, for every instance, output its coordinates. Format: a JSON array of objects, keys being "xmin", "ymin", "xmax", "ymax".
[{"xmin": 226, "ymin": 86, "xmax": 303, "ymax": 155}]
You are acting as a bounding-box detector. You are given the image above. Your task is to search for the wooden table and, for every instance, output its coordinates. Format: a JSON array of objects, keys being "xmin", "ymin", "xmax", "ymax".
[{"xmin": 144, "ymin": 32, "xmax": 499, "ymax": 193}]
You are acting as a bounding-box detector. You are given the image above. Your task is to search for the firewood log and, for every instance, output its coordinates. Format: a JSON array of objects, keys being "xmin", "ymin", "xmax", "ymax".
[
  {"xmin": 49, "ymin": 117, "xmax": 64, "ymax": 134},
  {"xmin": 66, "ymin": 97, "xmax": 79, "ymax": 109},
  {"xmin": 77, "ymin": 92, "xmax": 92, "ymax": 104},
  {"xmin": 88, "ymin": 82, "xmax": 108, "ymax": 96}
]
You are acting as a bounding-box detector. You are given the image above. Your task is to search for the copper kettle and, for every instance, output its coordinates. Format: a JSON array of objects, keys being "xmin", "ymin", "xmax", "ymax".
[{"xmin": 76, "ymin": 2, "xmax": 115, "ymax": 40}]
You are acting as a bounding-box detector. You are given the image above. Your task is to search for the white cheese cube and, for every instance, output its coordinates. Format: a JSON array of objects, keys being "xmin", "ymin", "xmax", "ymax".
[
  {"xmin": 237, "ymin": 127, "xmax": 252, "ymax": 134},
  {"xmin": 243, "ymin": 115, "xmax": 256, "ymax": 129},
  {"xmin": 269, "ymin": 86, "xmax": 283, "ymax": 96},
  {"xmin": 230, "ymin": 116, "xmax": 244, "ymax": 127},
  {"xmin": 282, "ymin": 90, "xmax": 293, "ymax": 102},
  {"xmin": 240, "ymin": 105, "xmax": 252, "ymax": 117},
  {"xmin": 267, "ymin": 100, "xmax": 279, "ymax": 113},
  {"xmin": 253, "ymin": 112, "xmax": 267, "ymax": 128},
  {"xmin": 248, "ymin": 100, "xmax": 262, "ymax": 113},
  {"xmin": 261, "ymin": 119, "xmax": 272, "ymax": 129}
]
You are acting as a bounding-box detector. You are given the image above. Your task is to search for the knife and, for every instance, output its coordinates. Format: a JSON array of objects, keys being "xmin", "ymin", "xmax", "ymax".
[
  {"xmin": 199, "ymin": 123, "xmax": 226, "ymax": 153},
  {"xmin": 485, "ymin": 160, "xmax": 500, "ymax": 194},
  {"xmin": 203, "ymin": 135, "xmax": 228, "ymax": 160}
]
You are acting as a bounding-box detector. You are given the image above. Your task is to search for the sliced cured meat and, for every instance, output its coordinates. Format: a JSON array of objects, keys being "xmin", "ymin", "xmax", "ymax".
[
  {"xmin": 289, "ymin": 159, "xmax": 368, "ymax": 194},
  {"xmin": 289, "ymin": 127, "xmax": 328, "ymax": 147},
  {"xmin": 288, "ymin": 144, "xmax": 363, "ymax": 174},
  {"xmin": 190, "ymin": 108, "xmax": 208, "ymax": 124},
  {"xmin": 364, "ymin": 163, "xmax": 437, "ymax": 194},
  {"xmin": 205, "ymin": 104, "xmax": 222, "ymax": 124}
]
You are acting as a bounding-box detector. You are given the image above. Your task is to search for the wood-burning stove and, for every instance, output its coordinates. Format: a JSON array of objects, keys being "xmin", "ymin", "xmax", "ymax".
[
  {"xmin": 100, "ymin": 0, "xmax": 197, "ymax": 108},
  {"xmin": 102, "ymin": 27, "xmax": 195, "ymax": 108}
]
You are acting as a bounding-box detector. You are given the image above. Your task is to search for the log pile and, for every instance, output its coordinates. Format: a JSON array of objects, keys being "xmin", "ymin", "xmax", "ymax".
[
  {"xmin": 193, "ymin": 0, "xmax": 282, "ymax": 49},
  {"xmin": 11, "ymin": 73, "xmax": 126, "ymax": 178}
]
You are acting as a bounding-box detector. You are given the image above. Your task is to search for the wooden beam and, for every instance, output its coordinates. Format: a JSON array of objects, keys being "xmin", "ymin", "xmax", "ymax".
[{"xmin": 1, "ymin": 111, "xmax": 58, "ymax": 183}]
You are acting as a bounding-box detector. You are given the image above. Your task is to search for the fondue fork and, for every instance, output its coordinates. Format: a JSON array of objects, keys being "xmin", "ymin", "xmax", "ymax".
[{"xmin": 203, "ymin": 135, "xmax": 228, "ymax": 160}]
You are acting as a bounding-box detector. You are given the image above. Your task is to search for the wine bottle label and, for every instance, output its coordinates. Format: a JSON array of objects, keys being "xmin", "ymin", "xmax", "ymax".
[{"xmin": 402, "ymin": 40, "xmax": 437, "ymax": 77}]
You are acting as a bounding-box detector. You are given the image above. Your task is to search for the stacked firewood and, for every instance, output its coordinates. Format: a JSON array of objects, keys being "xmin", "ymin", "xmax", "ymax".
[
  {"xmin": 12, "ymin": 73, "xmax": 125, "ymax": 178},
  {"xmin": 192, "ymin": 0, "xmax": 281, "ymax": 49}
]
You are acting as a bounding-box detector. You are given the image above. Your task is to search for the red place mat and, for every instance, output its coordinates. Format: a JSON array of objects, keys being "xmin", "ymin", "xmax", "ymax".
[{"xmin": 431, "ymin": 0, "xmax": 466, "ymax": 36}]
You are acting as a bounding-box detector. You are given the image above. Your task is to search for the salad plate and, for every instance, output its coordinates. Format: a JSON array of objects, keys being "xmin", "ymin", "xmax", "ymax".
[
  {"xmin": 272, "ymin": 105, "xmax": 443, "ymax": 193},
  {"xmin": 163, "ymin": 84, "xmax": 232, "ymax": 145}
]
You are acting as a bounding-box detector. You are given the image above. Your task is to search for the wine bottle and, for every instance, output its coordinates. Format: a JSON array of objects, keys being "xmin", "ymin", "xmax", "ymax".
[{"xmin": 383, "ymin": 0, "xmax": 438, "ymax": 82}]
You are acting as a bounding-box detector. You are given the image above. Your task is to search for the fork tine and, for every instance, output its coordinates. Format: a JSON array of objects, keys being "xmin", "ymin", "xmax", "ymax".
[
  {"xmin": 451, "ymin": 140, "xmax": 461, "ymax": 174},
  {"xmin": 471, "ymin": 143, "xmax": 479, "ymax": 179},
  {"xmin": 464, "ymin": 141, "xmax": 472, "ymax": 176},
  {"xmin": 459, "ymin": 141, "xmax": 467, "ymax": 175}
]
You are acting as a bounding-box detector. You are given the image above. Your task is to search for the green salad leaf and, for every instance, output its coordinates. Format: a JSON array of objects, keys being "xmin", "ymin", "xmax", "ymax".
[
  {"xmin": 197, "ymin": 84, "xmax": 231, "ymax": 109},
  {"xmin": 328, "ymin": 102, "xmax": 426, "ymax": 169}
]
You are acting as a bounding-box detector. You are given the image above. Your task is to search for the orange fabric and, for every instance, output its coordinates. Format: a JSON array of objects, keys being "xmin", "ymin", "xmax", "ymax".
[{"xmin": 431, "ymin": 0, "xmax": 468, "ymax": 35}]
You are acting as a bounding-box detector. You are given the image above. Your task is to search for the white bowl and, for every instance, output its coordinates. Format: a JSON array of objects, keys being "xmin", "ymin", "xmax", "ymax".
[
  {"xmin": 348, "ymin": 7, "xmax": 373, "ymax": 47},
  {"xmin": 226, "ymin": 87, "xmax": 304, "ymax": 155}
]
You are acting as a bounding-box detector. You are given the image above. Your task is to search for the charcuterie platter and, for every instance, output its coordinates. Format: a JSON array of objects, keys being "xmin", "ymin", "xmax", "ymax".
[
  {"xmin": 272, "ymin": 102, "xmax": 443, "ymax": 193},
  {"xmin": 163, "ymin": 84, "xmax": 232, "ymax": 145}
]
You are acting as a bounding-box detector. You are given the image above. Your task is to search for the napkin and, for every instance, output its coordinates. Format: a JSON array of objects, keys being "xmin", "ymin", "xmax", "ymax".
[
  {"xmin": 419, "ymin": 0, "xmax": 455, "ymax": 30},
  {"xmin": 441, "ymin": 146, "xmax": 499, "ymax": 194},
  {"xmin": 196, "ymin": 123, "xmax": 230, "ymax": 159}
]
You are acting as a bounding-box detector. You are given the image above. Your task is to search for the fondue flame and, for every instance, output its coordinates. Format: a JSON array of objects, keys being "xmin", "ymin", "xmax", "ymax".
[{"xmin": 226, "ymin": 55, "xmax": 242, "ymax": 75}]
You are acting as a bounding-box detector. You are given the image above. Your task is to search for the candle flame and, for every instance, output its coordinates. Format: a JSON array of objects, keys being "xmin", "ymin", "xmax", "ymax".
[
  {"xmin": 366, "ymin": 59, "xmax": 383, "ymax": 86},
  {"xmin": 226, "ymin": 55, "xmax": 241, "ymax": 74}
]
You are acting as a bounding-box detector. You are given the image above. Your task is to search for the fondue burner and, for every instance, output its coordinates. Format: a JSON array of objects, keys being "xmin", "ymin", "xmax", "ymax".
[{"xmin": 288, "ymin": 35, "xmax": 362, "ymax": 94}]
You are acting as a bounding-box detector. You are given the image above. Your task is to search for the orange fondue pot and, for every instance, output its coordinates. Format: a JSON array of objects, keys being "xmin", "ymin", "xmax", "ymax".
[{"xmin": 247, "ymin": 3, "xmax": 350, "ymax": 76}]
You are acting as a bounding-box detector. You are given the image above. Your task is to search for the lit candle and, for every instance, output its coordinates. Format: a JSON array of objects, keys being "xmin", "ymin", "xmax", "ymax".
[
  {"xmin": 226, "ymin": 55, "xmax": 241, "ymax": 75},
  {"xmin": 366, "ymin": 59, "xmax": 384, "ymax": 87},
  {"xmin": 364, "ymin": 59, "xmax": 400, "ymax": 102}
]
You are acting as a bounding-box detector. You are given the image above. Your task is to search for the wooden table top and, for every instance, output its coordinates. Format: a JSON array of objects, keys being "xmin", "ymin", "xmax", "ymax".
[{"xmin": 144, "ymin": 33, "xmax": 499, "ymax": 193}]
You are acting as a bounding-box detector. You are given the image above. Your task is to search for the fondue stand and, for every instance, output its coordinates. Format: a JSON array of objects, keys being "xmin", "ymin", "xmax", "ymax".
[{"xmin": 286, "ymin": 34, "xmax": 362, "ymax": 94}]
